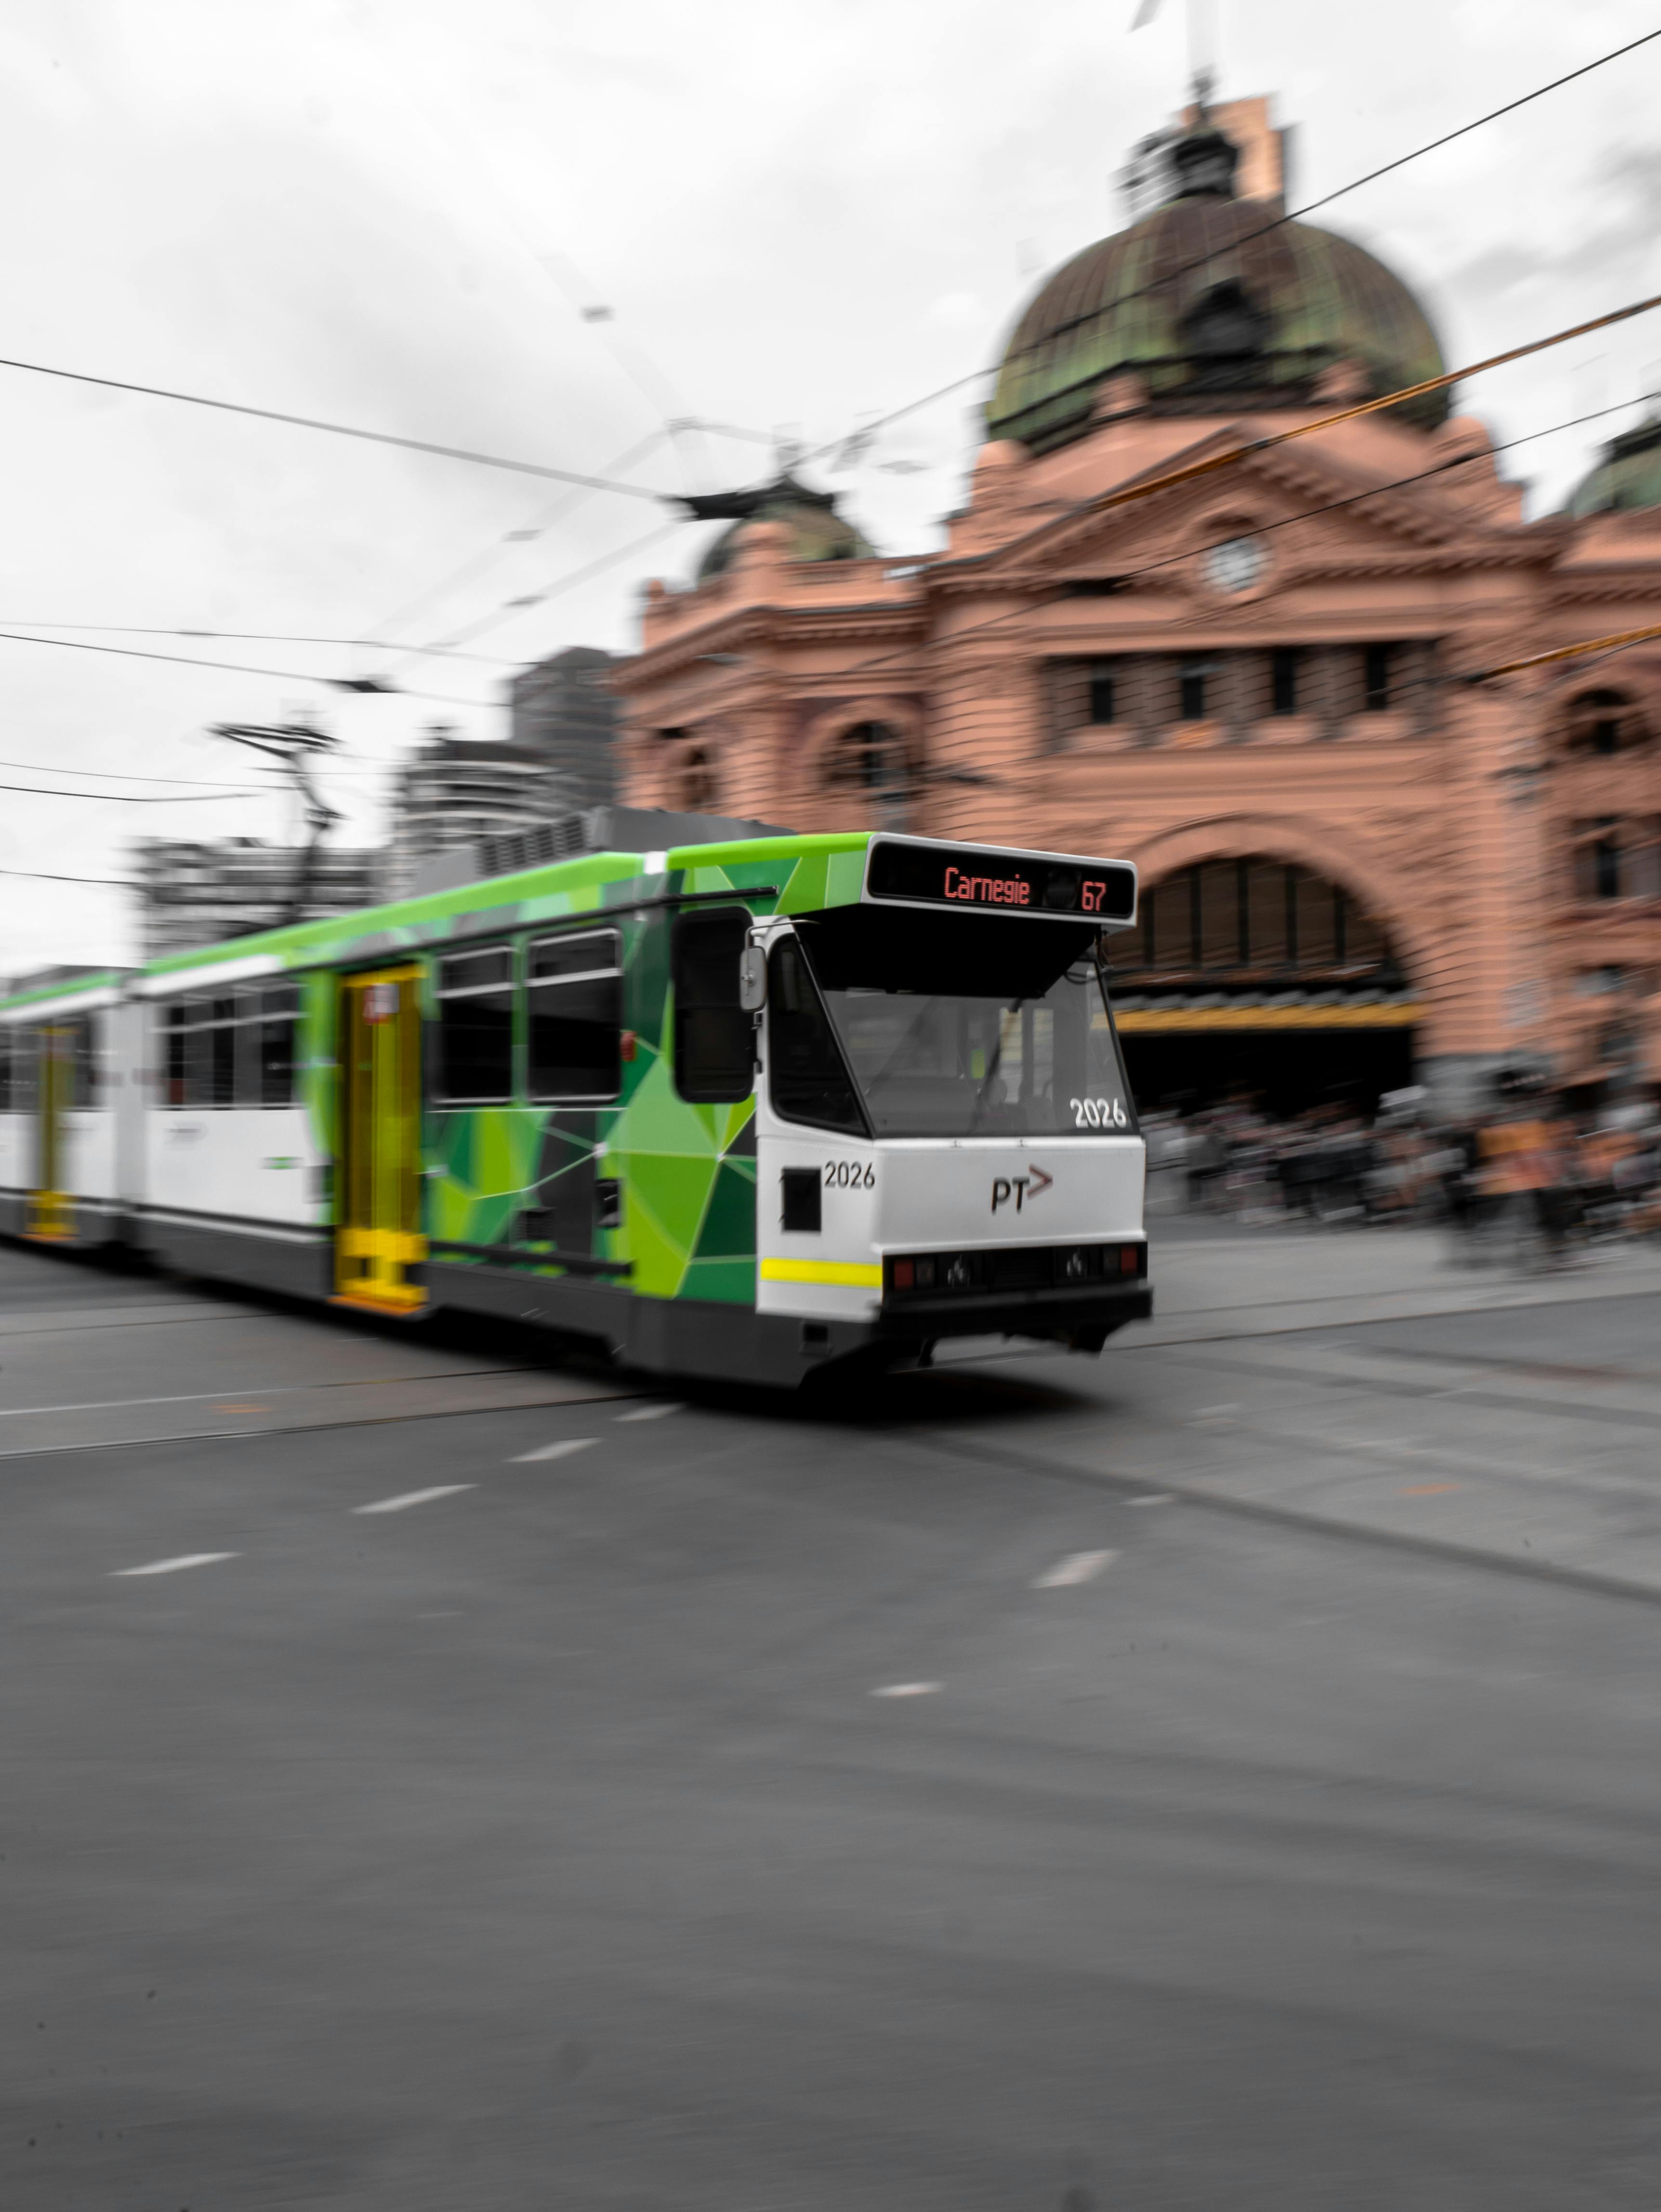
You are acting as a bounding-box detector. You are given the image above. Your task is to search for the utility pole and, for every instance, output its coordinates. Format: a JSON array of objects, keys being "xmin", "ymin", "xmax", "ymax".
[{"xmin": 210, "ymin": 720, "xmax": 343, "ymax": 925}]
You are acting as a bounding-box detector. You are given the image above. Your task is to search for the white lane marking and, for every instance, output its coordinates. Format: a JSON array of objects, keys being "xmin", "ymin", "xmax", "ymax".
[
  {"xmin": 871, "ymin": 1681, "xmax": 941, "ymax": 1698},
  {"xmin": 111, "ymin": 1552, "xmax": 238, "ymax": 1578},
  {"xmin": 1032, "ymin": 1548, "xmax": 1117, "ymax": 1589},
  {"xmin": 510, "ymin": 1437, "xmax": 597, "ymax": 1463},
  {"xmin": 353, "ymin": 1484, "xmax": 475, "ymax": 1515},
  {"xmin": 615, "ymin": 1402, "xmax": 684, "ymax": 1423},
  {"xmin": 1128, "ymin": 1493, "xmax": 1175, "ymax": 1507}
]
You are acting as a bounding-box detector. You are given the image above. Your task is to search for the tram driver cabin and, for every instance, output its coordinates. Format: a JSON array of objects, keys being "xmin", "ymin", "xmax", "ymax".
[{"xmin": 0, "ymin": 832, "xmax": 1151, "ymax": 1387}]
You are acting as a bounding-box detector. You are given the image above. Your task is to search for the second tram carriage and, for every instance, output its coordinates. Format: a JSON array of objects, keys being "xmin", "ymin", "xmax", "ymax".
[{"xmin": 0, "ymin": 830, "xmax": 1150, "ymax": 1385}]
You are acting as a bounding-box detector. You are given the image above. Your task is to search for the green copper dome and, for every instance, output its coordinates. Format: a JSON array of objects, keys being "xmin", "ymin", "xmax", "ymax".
[
  {"xmin": 988, "ymin": 123, "xmax": 1449, "ymax": 453},
  {"xmin": 694, "ymin": 474, "xmax": 875, "ymax": 582},
  {"xmin": 1566, "ymin": 418, "xmax": 1661, "ymax": 516}
]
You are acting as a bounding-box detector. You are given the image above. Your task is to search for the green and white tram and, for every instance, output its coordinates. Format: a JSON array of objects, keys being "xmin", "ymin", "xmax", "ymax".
[{"xmin": 0, "ymin": 831, "xmax": 1150, "ymax": 1385}]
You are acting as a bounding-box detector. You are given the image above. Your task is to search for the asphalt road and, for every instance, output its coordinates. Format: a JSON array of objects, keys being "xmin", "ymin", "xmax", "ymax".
[{"xmin": 6, "ymin": 1236, "xmax": 1661, "ymax": 2208}]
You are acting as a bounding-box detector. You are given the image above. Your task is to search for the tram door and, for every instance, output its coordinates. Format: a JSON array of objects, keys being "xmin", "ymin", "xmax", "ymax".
[
  {"xmin": 26, "ymin": 1026, "xmax": 72, "ymax": 1241},
  {"xmin": 335, "ymin": 968, "xmax": 425, "ymax": 1312}
]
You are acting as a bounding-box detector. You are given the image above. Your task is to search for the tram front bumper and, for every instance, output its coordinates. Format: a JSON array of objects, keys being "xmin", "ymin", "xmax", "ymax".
[{"xmin": 874, "ymin": 1278, "xmax": 1153, "ymax": 1349}]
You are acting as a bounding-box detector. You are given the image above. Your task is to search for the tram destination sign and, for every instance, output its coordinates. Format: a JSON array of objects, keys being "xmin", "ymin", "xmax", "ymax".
[{"xmin": 864, "ymin": 836, "xmax": 1136, "ymax": 924}]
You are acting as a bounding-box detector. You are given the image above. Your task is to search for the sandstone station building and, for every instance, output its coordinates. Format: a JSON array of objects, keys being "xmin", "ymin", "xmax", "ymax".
[{"xmin": 616, "ymin": 95, "xmax": 1661, "ymax": 1113}]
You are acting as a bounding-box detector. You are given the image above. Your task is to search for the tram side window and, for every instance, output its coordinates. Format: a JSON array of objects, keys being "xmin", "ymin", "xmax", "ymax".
[
  {"xmin": 162, "ymin": 1004, "xmax": 189, "ymax": 1105},
  {"xmin": 437, "ymin": 947, "xmax": 514, "ymax": 1104},
  {"xmin": 672, "ymin": 909, "xmax": 754, "ymax": 1104},
  {"xmin": 12, "ymin": 1030, "xmax": 38, "ymax": 1115},
  {"xmin": 67, "ymin": 1015, "xmax": 98, "ymax": 1107},
  {"xmin": 527, "ymin": 931, "xmax": 621, "ymax": 1103},
  {"xmin": 242, "ymin": 983, "xmax": 299, "ymax": 1106},
  {"xmin": 186, "ymin": 997, "xmax": 237, "ymax": 1107},
  {"xmin": 160, "ymin": 998, "xmax": 235, "ymax": 1106}
]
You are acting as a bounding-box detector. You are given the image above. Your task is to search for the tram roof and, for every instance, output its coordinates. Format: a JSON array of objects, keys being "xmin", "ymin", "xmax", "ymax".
[
  {"xmin": 0, "ymin": 833, "xmax": 876, "ymax": 1009},
  {"xmin": 0, "ymin": 829, "xmax": 1135, "ymax": 1009}
]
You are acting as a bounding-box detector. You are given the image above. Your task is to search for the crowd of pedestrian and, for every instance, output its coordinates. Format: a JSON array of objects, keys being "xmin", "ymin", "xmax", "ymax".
[{"xmin": 1142, "ymin": 1085, "xmax": 1661, "ymax": 1267}]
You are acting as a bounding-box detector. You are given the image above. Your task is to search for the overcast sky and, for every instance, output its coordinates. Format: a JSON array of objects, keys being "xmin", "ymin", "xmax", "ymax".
[{"xmin": 0, "ymin": 0, "xmax": 1657, "ymax": 974}]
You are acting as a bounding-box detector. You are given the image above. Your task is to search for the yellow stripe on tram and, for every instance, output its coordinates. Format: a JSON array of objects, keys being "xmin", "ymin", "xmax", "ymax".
[{"xmin": 760, "ymin": 1257, "xmax": 884, "ymax": 1289}]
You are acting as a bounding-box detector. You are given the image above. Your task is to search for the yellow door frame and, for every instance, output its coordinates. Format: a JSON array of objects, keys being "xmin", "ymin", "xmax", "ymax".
[
  {"xmin": 333, "ymin": 966, "xmax": 427, "ymax": 1313},
  {"xmin": 26, "ymin": 1024, "xmax": 73, "ymax": 1242}
]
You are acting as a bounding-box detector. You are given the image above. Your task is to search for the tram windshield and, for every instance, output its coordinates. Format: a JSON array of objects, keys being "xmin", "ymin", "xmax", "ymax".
[{"xmin": 771, "ymin": 907, "xmax": 1137, "ymax": 1139}]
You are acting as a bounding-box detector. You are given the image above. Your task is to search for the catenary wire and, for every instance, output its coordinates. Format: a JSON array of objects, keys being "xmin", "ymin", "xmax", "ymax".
[
  {"xmin": 365, "ymin": 428, "xmax": 670, "ymax": 648},
  {"xmin": 380, "ymin": 517, "xmax": 685, "ymax": 676},
  {"xmin": 1030, "ymin": 389, "xmax": 1661, "ymax": 599},
  {"xmin": 0, "ymin": 351, "xmax": 672, "ymax": 500},
  {"xmin": 787, "ymin": 25, "xmax": 1661, "ymax": 471},
  {"xmin": 807, "ymin": 300, "xmax": 1661, "ymax": 690},
  {"xmin": 0, "ymin": 627, "xmax": 488, "ymax": 707},
  {"xmin": 0, "ymin": 624, "xmax": 518, "ymax": 663},
  {"xmin": 0, "ymin": 867, "xmax": 134, "ymax": 886},
  {"xmin": 0, "ymin": 781, "xmax": 256, "ymax": 803},
  {"xmin": 0, "ymin": 754, "xmax": 270, "ymax": 789}
]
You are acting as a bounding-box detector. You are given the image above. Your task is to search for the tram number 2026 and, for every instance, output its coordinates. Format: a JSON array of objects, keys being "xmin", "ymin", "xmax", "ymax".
[
  {"xmin": 824, "ymin": 1160, "xmax": 876, "ymax": 1188},
  {"xmin": 1070, "ymin": 1096, "xmax": 1130, "ymax": 1130}
]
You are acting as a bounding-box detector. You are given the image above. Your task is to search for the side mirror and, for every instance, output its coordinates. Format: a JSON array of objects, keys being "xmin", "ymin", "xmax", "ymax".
[{"xmin": 738, "ymin": 945, "xmax": 768, "ymax": 1013}]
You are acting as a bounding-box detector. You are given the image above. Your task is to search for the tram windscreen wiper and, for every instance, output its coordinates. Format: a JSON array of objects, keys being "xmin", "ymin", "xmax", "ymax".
[{"xmin": 964, "ymin": 1012, "xmax": 1015, "ymax": 1133}]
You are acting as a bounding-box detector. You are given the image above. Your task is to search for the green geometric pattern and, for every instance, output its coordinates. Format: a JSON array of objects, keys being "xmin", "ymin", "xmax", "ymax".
[{"xmin": 3, "ymin": 830, "xmax": 878, "ymax": 1317}]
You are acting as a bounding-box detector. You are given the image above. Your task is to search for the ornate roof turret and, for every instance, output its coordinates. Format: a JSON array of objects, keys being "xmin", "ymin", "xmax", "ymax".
[
  {"xmin": 987, "ymin": 108, "xmax": 1449, "ymax": 453},
  {"xmin": 678, "ymin": 473, "xmax": 876, "ymax": 582},
  {"xmin": 1566, "ymin": 416, "xmax": 1661, "ymax": 516}
]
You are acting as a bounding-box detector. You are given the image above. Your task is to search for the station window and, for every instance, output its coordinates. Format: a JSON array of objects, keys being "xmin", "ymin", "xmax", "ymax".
[
  {"xmin": 672, "ymin": 908, "xmax": 754, "ymax": 1104},
  {"xmin": 436, "ymin": 947, "xmax": 514, "ymax": 1104},
  {"xmin": 527, "ymin": 930, "xmax": 622, "ymax": 1103},
  {"xmin": 1178, "ymin": 658, "xmax": 1209, "ymax": 720},
  {"xmin": 1270, "ymin": 646, "xmax": 1299, "ymax": 716},
  {"xmin": 1087, "ymin": 665, "xmax": 1117, "ymax": 724},
  {"xmin": 1363, "ymin": 643, "xmax": 1392, "ymax": 710}
]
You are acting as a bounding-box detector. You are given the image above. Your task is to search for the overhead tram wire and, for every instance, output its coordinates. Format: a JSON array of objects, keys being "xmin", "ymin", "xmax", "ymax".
[
  {"xmin": 0, "ymin": 623, "xmax": 520, "ymax": 664},
  {"xmin": 815, "ymin": 291, "xmax": 1661, "ymax": 690},
  {"xmin": 0, "ymin": 753, "xmax": 271, "ymax": 789},
  {"xmin": 0, "ymin": 353, "xmax": 671, "ymax": 501},
  {"xmin": 378, "ymin": 516, "xmax": 685, "ymax": 680},
  {"xmin": 1028, "ymin": 390, "xmax": 1661, "ymax": 603},
  {"xmin": 0, "ymin": 866, "xmax": 135, "ymax": 887},
  {"xmin": 783, "ymin": 24, "xmax": 1661, "ymax": 474},
  {"xmin": 0, "ymin": 626, "xmax": 490, "ymax": 708},
  {"xmin": 1472, "ymin": 623, "xmax": 1661, "ymax": 682},
  {"xmin": 0, "ymin": 780, "xmax": 256, "ymax": 803},
  {"xmin": 362, "ymin": 427, "xmax": 675, "ymax": 675}
]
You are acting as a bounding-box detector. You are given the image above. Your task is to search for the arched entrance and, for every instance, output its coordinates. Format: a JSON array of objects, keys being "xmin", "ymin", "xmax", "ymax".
[{"xmin": 1110, "ymin": 855, "xmax": 1418, "ymax": 1114}]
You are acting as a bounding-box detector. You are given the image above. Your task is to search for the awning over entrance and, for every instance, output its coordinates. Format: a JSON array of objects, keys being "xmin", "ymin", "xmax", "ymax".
[
  {"xmin": 1117, "ymin": 995, "xmax": 1422, "ymax": 1032},
  {"xmin": 1110, "ymin": 856, "xmax": 1417, "ymax": 1111}
]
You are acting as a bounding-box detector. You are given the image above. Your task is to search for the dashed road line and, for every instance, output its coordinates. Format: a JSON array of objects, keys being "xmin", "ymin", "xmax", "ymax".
[
  {"xmin": 511, "ymin": 1437, "xmax": 597, "ymax": 1463},
  {"xmin": 615, "ymin": 1403, "xmax": 684, "ymax": 1423},
  {"xmin": 111, "ymin": 1553, "xmax": 238, "ymax": 1578},
  {"xmin": 1032, "ymin": 1549, "xmax": 1117, "ymax": 1589},
  {"xmin": 871, "ymin": 1682, "xmax": 941, "ymax": 1699},
  {"xmin": 353, "ymin": 1485, "xmax": 475, "ymax": 1515}
]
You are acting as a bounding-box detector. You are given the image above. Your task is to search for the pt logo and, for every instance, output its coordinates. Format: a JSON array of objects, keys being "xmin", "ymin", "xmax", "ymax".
[{"xmin": 991, "ymin": 1165, "xmax": 1053, "ymax": 1214}]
